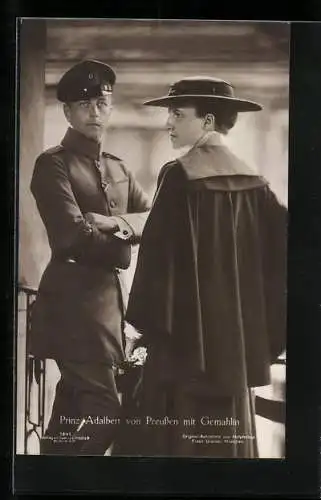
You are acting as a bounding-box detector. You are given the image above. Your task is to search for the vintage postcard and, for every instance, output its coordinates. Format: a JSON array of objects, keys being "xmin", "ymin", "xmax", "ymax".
[{"xmin": 15, "ymin": 18, "xmax": 289, "ymax": 465}]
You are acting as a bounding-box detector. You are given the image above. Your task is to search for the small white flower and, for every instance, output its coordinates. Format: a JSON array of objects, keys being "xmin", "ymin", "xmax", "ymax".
[{"xmin": 129, "ymin": 347, "xmax": 148, "ymax": 366}]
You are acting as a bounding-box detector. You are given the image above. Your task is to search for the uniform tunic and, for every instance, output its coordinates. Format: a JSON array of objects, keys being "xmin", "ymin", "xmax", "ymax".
[{"xmin": 30, "ymin": 126, "xmax": 151, "ymax": 368}]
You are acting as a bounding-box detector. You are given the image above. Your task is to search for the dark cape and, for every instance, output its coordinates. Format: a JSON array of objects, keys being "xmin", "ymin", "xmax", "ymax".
[{"xmin": 123, "ymin": 136, "xmax": 287, "ymax": 457}]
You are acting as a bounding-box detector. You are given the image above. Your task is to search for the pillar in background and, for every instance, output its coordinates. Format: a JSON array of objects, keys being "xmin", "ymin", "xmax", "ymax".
[
  {"xmin": 19, "ymin": 19, "xmax": 49, "ymax": 289},
  {"xmin": 16, "ymin": 19, "xmax": 47, "ymax": 455}
]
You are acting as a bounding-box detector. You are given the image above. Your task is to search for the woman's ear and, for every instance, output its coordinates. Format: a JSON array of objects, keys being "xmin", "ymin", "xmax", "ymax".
[{"xmin": 202, "ymin": 113, "xmax": 215, "ymax": 131}]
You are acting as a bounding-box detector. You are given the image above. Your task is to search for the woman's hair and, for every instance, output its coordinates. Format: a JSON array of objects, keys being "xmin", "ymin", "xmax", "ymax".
[{"xmin": 193, "ymin": 100, "xmax": 238, "ymax": 135}]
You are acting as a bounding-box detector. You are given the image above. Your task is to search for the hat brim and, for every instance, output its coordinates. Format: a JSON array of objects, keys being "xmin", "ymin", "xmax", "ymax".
[{"xmin": 143, "ymin": 94, "xmax": 263, "ymax": 112}]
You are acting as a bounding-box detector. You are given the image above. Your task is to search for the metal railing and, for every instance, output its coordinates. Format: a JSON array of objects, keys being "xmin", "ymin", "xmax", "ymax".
[{"xmin": 18, "ymin": 285, "xmax": 46, "ymax": 455}]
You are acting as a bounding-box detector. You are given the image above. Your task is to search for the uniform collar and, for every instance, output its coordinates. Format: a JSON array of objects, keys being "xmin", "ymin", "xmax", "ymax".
[{"xmin": 61, "ymin": 127, "xmax": 102, "ymax": 160}]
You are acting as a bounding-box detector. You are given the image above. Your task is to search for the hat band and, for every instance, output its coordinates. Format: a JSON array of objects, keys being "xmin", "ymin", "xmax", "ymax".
[{"xmin": 168, "ymin": 81, "xmax": 234, "ymax": 99}]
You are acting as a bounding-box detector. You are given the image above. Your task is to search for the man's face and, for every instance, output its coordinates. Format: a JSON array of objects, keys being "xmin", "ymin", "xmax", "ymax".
[
  {"xmin": 64, "ymin": 94, "xmax": 113, "ymax": 142},
  {"xmin": 166, "ymin": 106, "xmax": 206, "ymax": 149}
]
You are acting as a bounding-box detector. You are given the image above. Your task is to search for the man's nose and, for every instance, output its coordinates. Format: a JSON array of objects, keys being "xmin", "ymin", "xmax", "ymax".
[{"xmin": 89, "ymin": 102, "xmax": 100, "ymax": 116}]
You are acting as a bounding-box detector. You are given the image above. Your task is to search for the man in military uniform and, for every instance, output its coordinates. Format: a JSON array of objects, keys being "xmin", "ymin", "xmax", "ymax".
[
  {"xmin": 126, "ymin": 77, "xmax": 287, "ymax": 457},
  {"xmin": 29, "ymin": 59, "xmax": 150, "ymax": 455}
]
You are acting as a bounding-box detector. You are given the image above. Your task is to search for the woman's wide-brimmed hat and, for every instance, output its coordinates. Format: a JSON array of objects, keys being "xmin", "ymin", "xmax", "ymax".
[{"xmin": 143, "ymin": 76, "xmax": 263, "ymax": 112}]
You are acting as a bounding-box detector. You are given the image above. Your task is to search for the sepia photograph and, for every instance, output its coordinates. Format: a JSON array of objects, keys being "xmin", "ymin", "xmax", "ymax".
[{"xmin": 16, "ymin": 18, "xmax": 289, "ymax": 460}]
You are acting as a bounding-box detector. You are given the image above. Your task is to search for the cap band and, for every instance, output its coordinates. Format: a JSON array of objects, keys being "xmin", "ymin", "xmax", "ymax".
[{"xmin": 66, "ymin": 83, "xmax": 112, "ymax": 102}]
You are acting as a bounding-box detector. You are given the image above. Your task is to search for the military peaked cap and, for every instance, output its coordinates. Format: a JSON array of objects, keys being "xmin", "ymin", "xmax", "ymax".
[{"xmin": 57, "ymin": 59, "xmax": 116, "ymax": 103}]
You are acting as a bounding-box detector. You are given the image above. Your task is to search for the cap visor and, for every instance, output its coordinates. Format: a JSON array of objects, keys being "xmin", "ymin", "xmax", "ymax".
[{"xmin": 143, "ymin": 94, "xmax": 263, "ymax": 112}]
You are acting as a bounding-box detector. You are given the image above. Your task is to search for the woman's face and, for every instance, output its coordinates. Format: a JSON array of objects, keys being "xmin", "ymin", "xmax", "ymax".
[{"xmin": 166, "ymin": 106, "xmax": 207, "ymax": 149}]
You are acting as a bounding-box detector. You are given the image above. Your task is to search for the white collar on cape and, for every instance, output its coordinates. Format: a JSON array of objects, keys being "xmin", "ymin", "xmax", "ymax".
[{"xmin": 178, "ymin": 131, "xmax": 257, "ymax": 180}]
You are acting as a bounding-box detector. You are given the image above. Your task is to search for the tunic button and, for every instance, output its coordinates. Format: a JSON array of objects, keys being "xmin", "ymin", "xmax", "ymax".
[{"xmin": 110, "ymin": 200, "xmax": 116, "ymax": 208}]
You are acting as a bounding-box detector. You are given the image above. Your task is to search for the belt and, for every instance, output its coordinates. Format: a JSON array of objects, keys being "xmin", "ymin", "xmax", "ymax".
[{"xmin": 54, "ymin": 256, "xmax": 120, "ymax": 273}]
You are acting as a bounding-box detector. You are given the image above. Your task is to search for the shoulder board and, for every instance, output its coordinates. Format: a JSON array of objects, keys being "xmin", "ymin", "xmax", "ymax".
[
  {"xmin": 102, "ymin": 152, "xmax": 123, "ymax": 162},
  {"xmin": 41, "ymin": 144, "xmax": 65, "ymax": 157}
]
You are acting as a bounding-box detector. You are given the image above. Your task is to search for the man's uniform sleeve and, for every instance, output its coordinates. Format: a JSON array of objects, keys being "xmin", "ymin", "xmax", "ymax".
[
  {"xmin": 30, "ymin": 152, "xmax": 131, "ymax": 269},
  {"xmin": 113, "ymin": 166, "xmax": 151, "ymax": 244}
]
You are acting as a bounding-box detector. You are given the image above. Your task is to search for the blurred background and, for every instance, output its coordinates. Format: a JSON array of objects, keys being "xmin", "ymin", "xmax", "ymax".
[{"xmin": 17, "ymin": 18, "xmax": 289, "ymax": 457}]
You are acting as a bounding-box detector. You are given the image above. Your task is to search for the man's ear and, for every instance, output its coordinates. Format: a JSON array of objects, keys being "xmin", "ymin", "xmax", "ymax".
[{"xmin": 63, "ymin": 103, "xmax": 71, "ymax": 124}]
